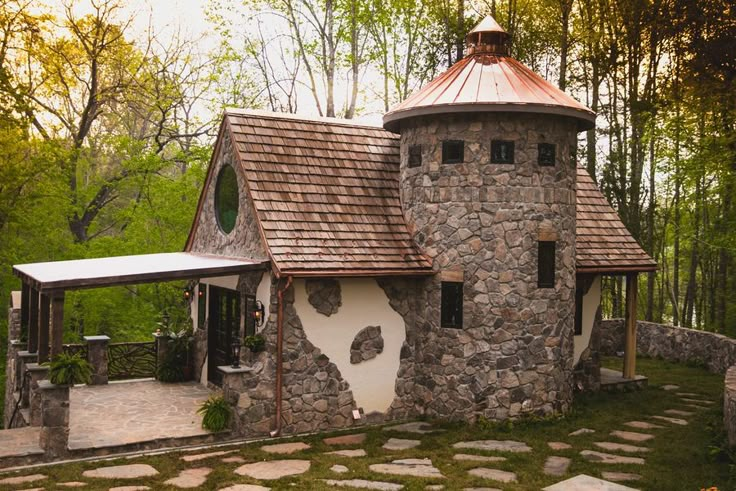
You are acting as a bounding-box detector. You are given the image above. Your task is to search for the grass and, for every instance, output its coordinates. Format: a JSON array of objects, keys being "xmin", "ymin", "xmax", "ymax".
[{"xmin": 0, "ymin": 356, "xmax": 731, "ymax": 490}]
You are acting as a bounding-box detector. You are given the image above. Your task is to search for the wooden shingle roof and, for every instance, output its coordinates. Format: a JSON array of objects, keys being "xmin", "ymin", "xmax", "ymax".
[
  {"xmin": 224, "ymin": 109, "xmax": 433, "ymax": 276},
  {"xmin": 576, "ymin": 167, "xmax": 656, "ymax": 273}
]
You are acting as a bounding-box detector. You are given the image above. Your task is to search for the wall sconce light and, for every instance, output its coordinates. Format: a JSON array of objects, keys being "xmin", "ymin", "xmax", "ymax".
[
  {"xmin": 231, "ymin": 337, "xmax": 242, "ymax": 368},
  {"xmin": 183, "ymin": 286, "xmax": 194, "ymax": 300},
  {"xmin": 253, "ymin": 300, "xmax": 265, "ymax": 327}
]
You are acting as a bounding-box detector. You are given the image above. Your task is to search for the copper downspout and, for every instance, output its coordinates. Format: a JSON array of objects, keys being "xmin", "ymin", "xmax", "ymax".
[{"xmin": 270, "ymin": 275, "xmax": 292, "ymax": 437}]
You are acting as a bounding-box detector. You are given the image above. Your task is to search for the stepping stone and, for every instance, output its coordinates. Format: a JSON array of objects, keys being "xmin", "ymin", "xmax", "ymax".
[
  {"xmin": 544, "ymin": 474, "xmax": 639, "ymax": 490},
  {"xmin": 468, "ymin": 468, "xmax": 517, "ymax": 483},
  {"xmin": 370, "ymin": 458, "xmax": 445, "ymax": 478},
  {"xmin": 453, "ymin": 454, "xmax": 507, "ymax": 463},
  {"xmin": 182, "ymin": 450, "xmax": 235, "ymax": 462},
  {"xmin": 682, "ymin": 398, "xmax": 714, "ymax": 405},
  {"xmin": 580, "ymin": 450, "xmax": 645, "ymax": 465},
  {"xmin": 222, "ymin": 456, "xmax": 246, "ymax": 463},
  {"xmin": 594, "ymin": 441, "xmax": 651, "ymax": 453},
  {"xmin": 331, "ymin": 464, "xmax": 349, "ymax": 473},
  {"xmin": 83, "ymin": 464, "xmax": 159, "ymax": 479},
  {"xmin": 610, "ymin": 430, "xmax": 654, "ymax": 442},
  {"xmin": 602, "ymin": 472, "xmax": 642, "ymax": 482},
  {"xmin": 383, "ymin": 422, "xmax": 443, "ymax": 434},
  {"xmin": 665, "ymin": 409, "xmax": 694, "ymax": 417},
  {"xmin": 544, "ymin": 456, "xmax": 571, "ymax": 476},
  {"xmin": 662, "ymin": 384, "xmax": 680, "ymax": 391},
  {"xmin": 548, "ymin": 442, "xmax": 572, "ymax": 450},
  {"xmin": 651, "ymin": 415, "xmax": 688, "ymax": 425},
  {"xmin": 324, "ymin": 479, "xmax": 403, "ymax": 490},
  {"xmin": 59, "ymin": 483, "xmax": 87, "ymax": 487},
  {"xmin": 569, "ymin": 428, "xmax": 595, "ymax": 436},
  {"xmin": 329, "ymin": 449, "xmax": 367, "ymax": 458},
  {"xmin": 684, "ymin": 404, "xmax": 710, "ymax": 410},
  {"xmin": 426, "ymin": 486, "xmax": 445, "ymax": 490},
  {"xmin": 235, "ymin": 459, "xmax": 310, "ymax": 480},
  {"xmin": 452, "ymin": 440, "xmax": 532, "ymax": 453},
  {"xmin": 463, "ymin": 488, "xmax": 502, "ymax": 491},
  {"xmin": 17, "ymin": 488, "xmax": 43, "ymax": 491},
  {"xmin": 0, "ymin": 474, "xmax": 47, "ymax": 485},
  {"xmin": 164, "ymin": 467, "xmax": 212, "ymax": 488},
  {"xmin": 260, "ymin": 441, "xmax": 311, "ymax": 454},
  {"xmin": 676, "ymin": 392, "xmax": 702, "ymax": 397},
  {"xmin": 624, "ymin": 421, "xmax": 664, "ymax": 430},
  {"xmin": 218, "ymin": 486, "xmax": 270, "ymax": 491},
  {"xmin": 109, "ymin": 487, "xmax": 151, "ymax": 491},
  {"xmin": 324, "ymin": 433, "xmax": 367, "ymax": 445},
  {"xmin": 383, "ymin": 438, "xmax": 420, "ymax": 450}
]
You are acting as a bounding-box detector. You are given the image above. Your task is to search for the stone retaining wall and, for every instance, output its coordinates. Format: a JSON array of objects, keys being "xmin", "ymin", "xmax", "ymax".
[
  {"xmin": 725, "ymin": 366, "xmax": 736, "ymax": 446},
  {"xmin": 600, "ymin": 319, "xmax": 736, "ymax": 374}
]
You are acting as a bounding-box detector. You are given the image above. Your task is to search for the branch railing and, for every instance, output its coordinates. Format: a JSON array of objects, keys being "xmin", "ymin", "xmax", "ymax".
[{"xmin": 63, "ymin": 341, "xmax": 157, "ymax": 381}]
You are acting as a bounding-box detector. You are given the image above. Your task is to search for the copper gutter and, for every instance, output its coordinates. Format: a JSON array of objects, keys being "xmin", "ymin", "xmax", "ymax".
[{"xmin": 270, "ymin": 275, "xmax": 292, "ymax": 437}]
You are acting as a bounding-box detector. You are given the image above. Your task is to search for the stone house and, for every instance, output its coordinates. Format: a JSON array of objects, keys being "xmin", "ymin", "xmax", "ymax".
[{"xmin": 183, "ymin": 16, "xmax": 655, "ymax": 436}]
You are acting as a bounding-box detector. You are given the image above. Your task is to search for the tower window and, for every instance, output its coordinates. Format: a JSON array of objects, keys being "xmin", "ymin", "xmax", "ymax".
[
  {"xmin": 538, "ymin": 241, "xmax": 556, "ymax": 288},
  {"xmin": 574, "ymin": 286, "xmax": 584, "ymax": 335},
  {"xmin": 408, "ymin": 145, "xmax": 422, "ymax": 168},
  {"xmin": 440, "ymin": 282, "xmax": 463, "ymax": 328},
  {"xmin": 442, "ymin": 140, "xmax": 464, "ymax": 164},
  {"xmin": 491, "ymin": 140, "xmax": 515, "ymax": 164},
  {"xmin": 538, "ymin": 143, "xmax": 556, "ymax": 166}
]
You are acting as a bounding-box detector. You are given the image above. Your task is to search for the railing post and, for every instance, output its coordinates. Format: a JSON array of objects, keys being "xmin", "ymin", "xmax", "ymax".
[
  {"xmin": 153, "ymin": 333, "xmax": 168, "ymax": 380},
  {"xmin": 84, "ymin": 335, "xmax": 110, "ymax": 385}
]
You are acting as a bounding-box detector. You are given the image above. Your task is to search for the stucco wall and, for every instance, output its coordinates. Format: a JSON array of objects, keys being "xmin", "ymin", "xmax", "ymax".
[
  {"xmin": 293, "ymin": 278, "xmax": 405, "ymax": 413},
  {"xmin": 574, "ymin": 276, "xmax": 601, "ymax": 364}
]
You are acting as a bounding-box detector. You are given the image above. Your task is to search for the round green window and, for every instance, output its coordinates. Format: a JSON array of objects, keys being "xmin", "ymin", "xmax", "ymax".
[{"xmin": 214, "ymin": 165, "xmax": 239, "ymax": 234}]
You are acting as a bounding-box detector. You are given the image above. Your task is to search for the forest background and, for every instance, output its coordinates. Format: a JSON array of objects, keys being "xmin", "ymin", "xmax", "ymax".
[{"xmin": 0, "ymin": 0, "xmax": 734, "ymax": 352}]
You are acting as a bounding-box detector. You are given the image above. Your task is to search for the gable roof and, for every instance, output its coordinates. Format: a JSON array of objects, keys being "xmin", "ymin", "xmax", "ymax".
[{"xmin": 188, "ymin": 110, "xmax": 654, "ymax": 277}]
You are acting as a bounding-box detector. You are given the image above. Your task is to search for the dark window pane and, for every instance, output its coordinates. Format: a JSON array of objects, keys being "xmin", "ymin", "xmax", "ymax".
[
  {"xmin": 538, "ymin": 143, "xmax": 556, "ymax": 166},
  {"xmin": 538, "ymin": 241, "xmax": 556, "ymax": 288},
  {"xmin": 215, "ymin": 165, "xmax": 239, "ymax": 234},
  {"xmin": 408, "ymin": 145, "xmax": 422, "ymax": 168},
  {"xmin": 197, "ymin": 284, "xmax": 207, "ymax": 331},
  {"xmin": 491, "ymin": 140, "xmax": 514, "ymax": 164},
  {"xmin": 441, "ymin": 281, "xmax": 463, "ymax": 328},
  {"xmin": 574, "ymin": 286, "xmax": 583, "ymax": 335},
  {"xmin": 442, "ymin": 140, "xmax": 464, "ymax": 164}
]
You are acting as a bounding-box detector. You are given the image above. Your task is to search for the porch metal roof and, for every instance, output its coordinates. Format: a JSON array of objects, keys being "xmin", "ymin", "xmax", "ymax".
[{"xmin": 13, "ymin": 252, "xmax": 268, "ymax": 292}]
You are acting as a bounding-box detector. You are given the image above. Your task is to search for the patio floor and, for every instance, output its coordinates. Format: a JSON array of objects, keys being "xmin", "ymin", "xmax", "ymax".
[{"xmin": 69, "ymin": 379, "xmax": 213, "ymax": 450}]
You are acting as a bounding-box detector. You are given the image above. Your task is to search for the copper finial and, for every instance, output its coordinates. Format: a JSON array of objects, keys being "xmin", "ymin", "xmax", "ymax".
[{"xmin": 466, "ymin": 15, "xmax": 510, "ymax": 56}]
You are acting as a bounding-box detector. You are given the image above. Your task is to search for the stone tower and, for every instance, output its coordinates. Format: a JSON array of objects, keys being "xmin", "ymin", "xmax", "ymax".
[{"xmin": 383, "ymin": 16, "xmax": 596, "ymax": 420}]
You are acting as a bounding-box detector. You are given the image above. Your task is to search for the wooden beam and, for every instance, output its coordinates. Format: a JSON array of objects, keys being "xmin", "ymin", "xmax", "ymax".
[
  {"xmin": 50, "ymin": 292, "xmax": 65, "ymax": 359},
  {"xmin": 623, "ymin": 273, "xmax": 638, "ymax": 379},
  {"xmin": 28, "ymin": 287, "xmax": 39, "ymax": 353},
  {"xmin": 20, "ymin": 282, "xmax": 29, "ymax": 341},
  {"xmin": 38, "ymin": 293, "xmax": 51, "ymax": 363}
]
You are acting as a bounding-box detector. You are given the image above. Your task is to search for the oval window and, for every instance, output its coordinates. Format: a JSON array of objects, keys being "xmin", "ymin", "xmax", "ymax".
[{"xmin": 214, "ymin": 165, "xmax": 239, "ymax": 234}]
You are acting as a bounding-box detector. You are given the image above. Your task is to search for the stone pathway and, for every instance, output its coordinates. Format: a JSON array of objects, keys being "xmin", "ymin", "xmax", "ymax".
[
  {"xmin": 0, "ymin": 426, "xmax": 43, "ymax": 459},
  {"xmin": 370, "ymin": 458, "xmax": 444, "ymax": 478},
  {"xmin": 594, "ymin": 441, "xmax": 650, "ymax": 453},
  {"xmin": 0, "ymin": 473, "xmax": 46, "ymax": 485},
  {"xmin": 468, "ymin": 467, "xmax": 517, "ymax": 483},
  {"xmin": 569, "ymin": 428, "xmax": 595, "ymax": 436},
  {"xmin": 82, "ymin": 464, "xmax": 159, "ymax": 479},
  {"xmin": 452, "ymin": 440, "xmax": 532, "ymax": 452},
  {"xmin": 324, "ymin": 479, "xmax": 403, "ymax": 490},
  {"xmin": 59, "ymin": 481, "xmax": 87, "ymax": 487},
  {"xmin": 602, "ymin": 471, "xmax": 642, "ymax": 482},
  {"xmin": 328, "ymin": 449, "xmax": 367, "ymax": 458},
  {"xmin": 651, "ymin": 415, "xmax": 688, "ymax": 425},
  {"xmin": 382, "ymin": 422, "xmax": 443, "ymax": 434},
  {"xmin": 109, "ymin": 486, "xmax": 151, "ymax": 491},
  {"xmin": 218, "ymin": 485, "xmax": 271, "ymax": 491},
  {"xmin": 623, "ymin": 420, "xmax": 663, "ymax": 430},
  {"xmin": 610, "ymin": 430, "xmax": 654, "ymax": 442},
  {"xmin": 234, "ymin": 460, "xmax": 311, "ymax": 480},
  {"xmin": 453, "ymin": 454, "xmax": 506, "ymax": 463},
  {"xmin": 260, "ymin": 442, "xmax": 310, "ymax": 454},
  {"xmin": 580, "ymin": 450, "xmax": 645, "ymax": 465},
  {"xmin": 544, "ymin": 474, "xmax": 639, "ymax": 490},
  {"xmin": 543, "ymin": 456, "xmax": 571, "ymax": 476},
  {"xmin": 681, "ymin": 398, "xmax": 714, "ymax": 405},
  {"xmin": 324, "ymin": 433, "xmax": 367, "ymax": 445},
  {"xmin": 331, "ymin": 464, "xmax": 349, "ymax": 473},
  {"xmin": 548, "ymin": 441, "xmax": 572, "ymax": 450},
  {"xmin": 164, "ymin": 467, "xmax": 211, "ymax": 488},
  {"xmin": 222, "ymin": 456, "xmax": 246, "ymax": 463},
  {"xmin": 664, "ymin": 409, "xmax": 694, "ymax": 417},
  {"xmin": 181, "ymin": 450, "xmax": 235, "ymax": 462},
  {"xmin": 662, "ymin": 384, "xmax": 680, "ymax": 391},
  {"xmin": 382, "ymin": 438, "xmax": 420, "ymax": 450}
]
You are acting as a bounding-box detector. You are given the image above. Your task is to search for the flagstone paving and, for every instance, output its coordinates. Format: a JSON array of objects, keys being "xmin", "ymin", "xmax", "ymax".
[
  {"xmin": 164, "ymin": 467, "xmax": 212, "ymax": 488},
  {"xmin": 328, "ymin": 449, "xmax": 368, "ymax": 457},
  {"xmin": 601, "ymin": 471, "xmax": 642, "ymax": 482},
  {"xmin": 181, "ymin": 450, "xmax": 235, "ymax": 462},
  {"xmin": 569, "ymin": 428, "xmax": 595, "ymax": 436},
  {"xmin": 218, "ymin": 485, "xmax": 270, "ymax": 491},
  {"xmin": 382, "ymin": 438, "xmax": 420, "ymax": 450},
  {"xmin": 0, "ymin": 426, "xmax": 43, "ymax": 459},
  {"xmin": 610, "ymin": 430, "xmax": 654, "ymax": 442},
  {"xmin": 548, "ymin": 441, "xmax": 572, "ymax": 450},
  {"xmin": 651, "ymin": 415, "xmax": 688, "ymax": 425},
  {"xmin": 234, "ymin": 460, "xmax": 310, "ymax": 480},
  {"xmin": 0, "ymin": 473, "xmax": 46, "ymax": 485},
  {"xmin": 580, "ymin": 450, "xmax": 645, "ymax": 465},
  {"xmin": 324, "ymin": 479, "xmax": 403, "ymax": 490},
  {"xmin": 109, "ymin": 486, "xmax": 151, "ymax": 491},
  {"xmin": 59, "ymin": 482, "xmax": 87, "ymax": 487},
  {"xmin": 453, "ymin": 439, "xmax": 532, "ymax": 453},
  {"xmin": 543, "ymin": 474, "xmax": 639, "ymax": 490},
  {"xmin": 82, "ymin": 464, "xmax": 159, "ymax": 479},
  {"xmin": 664, "ymin": 409, "xmax": 694, "ymax": 417},
  {"xmin": 681, "ymin": 398, "xmax": 713, "ymax": 405},
  {"xmin": 594, "ymin": 441, "xmax": 651, "ymax": 453},
  {"xmin": 324, "ymin": 433, "xmax": 367, "ymax": 445},
  {"xmin": 453, "ymin": 453, "xmax": 507, "ymax": 463},
  {"xmin": 468, "ymin": 467, "xmax": 518, "ymax": 483},
  {"xmin": 383, "ymin": 422, "xmax": 443, "ymax": 434},
  {"xmin": 330, "ymin": 464, "xmax": 349, "ymax": 473},
  {"xmin": 370, "ymin": 458, "xmax": 445, "ymax": 478},
  {"xmin": 260, "ymin": 442, "xmax": 310, "ymax": 454},
  {"xmin": 543, "ymin": 456, "xmax": 571, "ymax": 476},
  {"xmin": 222, "ymin": 456, "xmax": 247, "ymax": 463},
  {"xmin": 623, "ymin": 420, "xmax": 664, "ymax": 430}
]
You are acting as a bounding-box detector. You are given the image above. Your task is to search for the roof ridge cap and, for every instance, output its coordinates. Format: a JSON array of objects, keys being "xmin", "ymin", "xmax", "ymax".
[{"xmin": 224, "ymin": 108, "xmax": 388, "ymax": 131}]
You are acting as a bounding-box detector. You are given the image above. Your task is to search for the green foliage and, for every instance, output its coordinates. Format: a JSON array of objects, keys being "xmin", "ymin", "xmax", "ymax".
[
  {"xmin": 197, "ymin": 395, "xmax": 232, "ymax": 432},
  {"xmin": 156, "ymin": 328, "xmax": 194, "ymax": 383},
  {"xmin": 243, "ymin": 334, "xmax": 265, "ymax": 353},
  {"xmin": 47, "ymin": 353, "xmax": 93, "ymax": 386}
]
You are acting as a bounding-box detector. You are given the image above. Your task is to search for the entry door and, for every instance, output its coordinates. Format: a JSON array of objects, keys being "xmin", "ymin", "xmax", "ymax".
[{"xmin": 208, "ymin": 286, "xmax": 241, "ymax": 385}]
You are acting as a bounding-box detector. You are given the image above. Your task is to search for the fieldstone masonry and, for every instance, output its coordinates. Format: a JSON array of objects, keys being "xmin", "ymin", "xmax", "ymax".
[
  {"xmin": 350, "ymin": 326, "xmax": 384, "ymax": 364},
  {"xmin": 306, "ymin": 279, "xmax": 342, "ymax": 316},
  {"xmin": 84, "ymin": 336, "xmax": 110, "ymax": 385},
  {"xmin": 38, "ymin": 381, "xmax": 69, "ymax": 459}
]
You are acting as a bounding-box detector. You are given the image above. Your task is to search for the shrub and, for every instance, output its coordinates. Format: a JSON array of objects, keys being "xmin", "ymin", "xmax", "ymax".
[
  {"xmin": 157, "ymin": 328, "xmax": 193, "ymax": 383},
  {"xmin": 244, "ymin": 334, "xmax": 266, "ymax": 353},
  {"xmin": 47, "ymin": 353, "xmax": 93, "ymax": 386},
  {"xmin": 198, "ymin": 395, "xmax": 232, "ymax": 432}
]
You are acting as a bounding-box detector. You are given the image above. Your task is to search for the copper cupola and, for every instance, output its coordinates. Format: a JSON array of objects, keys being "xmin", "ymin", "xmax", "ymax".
[{"xmin": 383, "ymin": 15, "xmax": 596, "ymax": 133}]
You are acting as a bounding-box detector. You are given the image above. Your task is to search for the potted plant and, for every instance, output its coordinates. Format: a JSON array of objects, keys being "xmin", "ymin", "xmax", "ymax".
[
  {"xmin": 197, "ymin": 394, "xmax": 232, "ymax": 432},
  {"xmin": 157, "ymin": 327, "xmax": 194, "ymax": 383},
  {"xmin": 243, "ymin": 334, "xmax": 266, "ymax": 353},
  {"xmin": 47, "ymin": 352, "xmax": 93, "ymax": 386}
]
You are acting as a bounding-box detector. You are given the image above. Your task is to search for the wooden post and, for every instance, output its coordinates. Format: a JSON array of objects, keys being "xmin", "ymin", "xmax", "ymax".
[
  {"xmin": 28, "ymin": 287, "xmax": 39, "ymax": 353},
  {"xmin": 38, "ymin": 293, "xmax": 51, "ymax": 363},
  {"xmin": 50, "ymin": 292, "xmax": 65, "ymax": 359},
  {"xmin": 20, "ymin": 282, "xmax": 30, "ymax": 341},
  {"xmin": 623, "ymin": 273, "xmax": 639, "ymax": 379}
]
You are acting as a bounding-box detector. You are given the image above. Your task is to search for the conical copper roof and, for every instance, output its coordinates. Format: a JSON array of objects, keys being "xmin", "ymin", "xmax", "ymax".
[{"xmin": 383, "ymin": 16, "xmax": 596, "ymax": 133}]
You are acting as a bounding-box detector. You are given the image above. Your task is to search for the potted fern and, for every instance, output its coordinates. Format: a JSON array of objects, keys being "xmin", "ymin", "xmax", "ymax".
[
  {"xmin": 197, "ymin": 394, "xmax": 232, "ymax": 432},
  {"xmin": 47, "ymin": 353, "xmax": 93, "ymax": 386}
]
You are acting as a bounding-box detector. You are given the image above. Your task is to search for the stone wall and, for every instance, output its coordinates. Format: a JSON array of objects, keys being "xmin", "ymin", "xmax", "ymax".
[
  {"xmin": 725, "ymin": 366, "xmax": 736, "ymax": 447},
  {"xmin": 601, "ymin": 319, "xmax": 736, "ymax": 374},
  {"xmin": 399, "ymin": 113, "xmax": 578, "ymax": 420},
  {"xmin": 4, "ymin": 295, "xmax": 23, "ymax": 428}
]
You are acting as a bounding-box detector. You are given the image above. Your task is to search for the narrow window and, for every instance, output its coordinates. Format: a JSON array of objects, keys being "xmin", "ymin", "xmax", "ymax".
[
  {"xmin": 491, "ymin": 140, "xmax": 514, "ymax": 164},
  {"xmin": 538, "ymin": 241, "xmax": 556, "ymax": 288},
  {"xmin": 538, "ymin": 143, "xmax": 556, "ymax": 166},
  {"xmin": 408, "ymin": 144, "xmax": 422, "ymax": 168},
  {"xmin": 574, "ymin": 287, "xmax": 584, "ymax": 335},
  {"xmin": 442, "ymin": 140, "xmax": 464, "ymax": 164},
  {"xmin": 441, "ymin": 282, "xmax": 463, "ymax": 328},
  {"xmin": 197, "ymin": 284, "xmax": 207, "ymax": 330}
]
